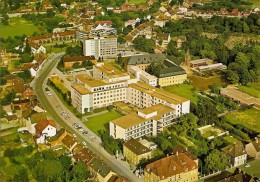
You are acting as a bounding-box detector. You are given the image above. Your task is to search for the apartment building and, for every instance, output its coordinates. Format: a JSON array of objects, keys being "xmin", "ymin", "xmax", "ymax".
[
  {"xmin": 109, "ymin": 104, "xmax": 177, "ymax": 140},
  {"xmin": 83, "ymin": 35, "xmax": 117, "ymax": 59},
  {"xmin": 143, "ymin": 152, "xmax": 198, "ymax": 182},
  {"xmin": 128, "ymin": 65, "xmax": 157, "ymax": 86},
  {"xmin": 123, "ymin": 138, "xmax": 152, "ymax": 165},
  {"xmin": 127, "ymin": 82, "xmax": 190, "ymax": 116}
]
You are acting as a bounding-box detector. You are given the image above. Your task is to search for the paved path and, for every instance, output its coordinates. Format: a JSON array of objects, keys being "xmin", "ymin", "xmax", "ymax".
[
  {"xmin": 82, "ymin": 110, "xmax": 109, "ymax": 120},
  {"xmin": 31, "ymin": 53, "xmax": 141, "ymax": 182}
]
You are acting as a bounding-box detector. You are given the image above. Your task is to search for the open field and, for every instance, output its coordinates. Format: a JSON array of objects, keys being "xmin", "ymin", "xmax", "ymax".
[
  {"xmin": 189, "ymin": 75, "xmax": 226, "ymax": 91},
  {"xmin": 83, "ymin": 111, "xmax": 122, "ymax": 136},
  {"xmin": 0, "ymin": 17, "xmax": 38, "ymax": 38},
  {"xmin": 163, "ymin": 84, "xmax": 198, "ymax": 104},
  {"xmin": 225, "ymin": 108, "xmax": 260, "ymax": 132},
  {"xmin": 238, "ymin": 82, "xmax": 260, "ymax": 98},
  {"xmin": 128, "ymin": 0, "xmax": 146, "ymax": 5}
]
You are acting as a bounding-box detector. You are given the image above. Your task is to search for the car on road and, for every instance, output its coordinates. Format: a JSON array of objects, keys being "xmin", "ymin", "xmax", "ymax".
[
  {"xmin": 79, "ymin": 128, "xmax": 84, "ymax": 132},
  {"xmin": 82, "ymin": 142, "xmax": 87, "ymax": 146},
  {"xmin": 83, "ymin": 131, "xmax": 88, "ymax": 135},
  {"xmin": 72, "ymin": 134, "xmax": 77, "ymax": 138}
]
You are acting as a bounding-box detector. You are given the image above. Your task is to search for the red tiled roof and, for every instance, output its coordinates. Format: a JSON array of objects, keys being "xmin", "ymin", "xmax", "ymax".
[{"xmin": 35, "ymin": 120, "xmax": 56, "ymax": 133}]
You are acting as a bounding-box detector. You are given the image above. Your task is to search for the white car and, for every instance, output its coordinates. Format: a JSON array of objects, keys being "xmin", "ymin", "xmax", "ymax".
[
  {"xmin": 72, "ymin": 134, "xmax": 77, "ymax": 138},
  {"xmin": 82, "ymin": 142, "xmax": 87, "ymax": 146},
  {"xmin": 245, "ymin": 164, "xmax": 250, "ymax": 168},
  {"xmin": 79, "ymin": 128, "xmax": 84, "ymax": 132}
]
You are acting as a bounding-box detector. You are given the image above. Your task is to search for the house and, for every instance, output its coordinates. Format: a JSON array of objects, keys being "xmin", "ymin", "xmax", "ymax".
[
  {"xmin": 123, "ymin": 138, "xmax": 152, "ymax": 165},
  {"xmin": 34, "ymin": 120, "xmax": 57, "ymax": 144},
  {"xmin": 30, "ymin": 43, "xmax": 46, "ymax": 55},
  {"xmin": 5, "ymin": 75, "xmax": 25, "ymax": 94},
  {"xmin": 222, "ymin": 141, "xmax": 247, "ymax": 167},
  {"xmin": 88, "ymin": 158, "xmax": 116, "ymax": 182},
  {"xmin": 63, "ymin": 55, "xmax": 95, "ymax": 68},
  {"xmin": 144, "ymin": 151, "xmax": 198, "ymax": 182},
  {"xmin": 217, "ymin": 168, "xmax": 256, "ymax": 182},
  {"xmin": 73, "ymin": 147, "xmax": 96, "ymax": 165},
  {"xmin": 25, "ymin": 112, "xmax": 47, "ymax": 134},
  {"xmin": 47, "ymin": 129, "xmax": 72, "ymax": 148},
  {"xmin": 156, "ymin": 33, "xmax": 170, "ymax": 48},
  {"xmin": 245, "ymin": 137, "xmax": 260, "ymax": 159},
  {"xmin": 22, "ymin": 87, "xmax": 35, "ymax": 99},
  {"xmin": 62, "ymin": 135, "xmax": 78, "ymax": 151}
]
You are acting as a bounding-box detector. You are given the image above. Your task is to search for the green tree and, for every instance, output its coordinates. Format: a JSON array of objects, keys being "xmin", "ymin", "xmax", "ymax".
[
  {"xmin": 204, "ymin": 149, "xmax": 229, "ymax": 174},
  {"xmin": 133, "ymin": 36, "xmax": 155, "ymax": 53},
  {"xmin": 13, "ymin": 167, "xmax": 29, "ymax": 182},
  {"xmin": 227, "ymin": 70, "xmax": 239, "ymax": 84},
  {"xmin": 60, "ymin": 155, "xmax": 72, "ymax": 171},
  {"xmin": 71, "ymin": 161, "xmax": 91, "ymax": 181}
]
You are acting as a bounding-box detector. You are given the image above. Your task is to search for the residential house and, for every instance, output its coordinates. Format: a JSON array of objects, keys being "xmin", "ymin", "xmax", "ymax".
[
  {"xmin": 245, "ymin": 137, "xmax": 260, "ymax": 159},
  {"xmin": 222, "ymin": 141, "xmax": 247, "ymax": 167},
  {"xmin": 88, "ymin": 158, "xmax": 116, "ymax": 182},
  {"xmin": 30, "ymin": 43, "xmax": 46, "ymax": 55},
  {"xmin": 107, "ymin": 175, "xmax": 131, "ymax": 182},
  {"xmin": 47, "ymin": 129, "xmax": 72, "ymax": 148},
  {"xmin": 123, "ymin": 138, "xmax": 152, "ymax": 165},
  {"xmin": 62, "ymin": 135, "xmax": 78, "ymax": 151},
  {"xmin": 34, "ymin": 120, "xmax": 57, "ymax": 144},
  {"xmin": 63, "ymin": 55, "xmax": 95, "ymax": 68},
  {"xmin": 156, "ymin": 33, "xmax": 170, "ymax": 49},
  {"xmin": 143, "ymin": 151, "xmax": 198, "ymax": 182},
  {"xmin": 25, "ymin": 112, "xmax": 47, "ymax": 134},
  {"xmin": 73, "ymin": 147, "xmax": 96, "ymax": 165}
]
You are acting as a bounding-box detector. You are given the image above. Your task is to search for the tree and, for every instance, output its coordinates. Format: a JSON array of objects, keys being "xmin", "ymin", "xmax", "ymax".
[
  {"xmin": 133, "ymin": 36, "xmax": 155, "ymax": 53},
  {"xmin": 60, "ymin": 155, "xmax": 72, "ymax": 171},
  {"xmin": 209, "ymin": 83, "xmax": 220, "ymax": 94},
  {"xmin": 2, "ymin": 13, "xmax": 9, "ymax": 25},
  {"xmin": 13, "ymin": 167, "xmax": 29, "ymax": 182},
  {"xmin": 46, "ymin": 9, "xmax": 55, "ymax": 18},
  {"xmin": 204, "ymin": 149, "xmax": 229, "ymax": 174},
  {"xmin": 226, "ymin": 70, "xmax": 239, "ymax": 84},
  {"xmin": 71, "ymin": 161, "xmax": 91, "ymax": 181}
]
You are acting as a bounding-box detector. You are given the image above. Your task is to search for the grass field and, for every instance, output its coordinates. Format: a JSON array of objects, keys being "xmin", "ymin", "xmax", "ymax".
[
  {"xmin": 83, "ymin": 111, "xmax": 123, "ymax": 136},
  {"xmin": 0, "ymin": 17, "xmax": 38, "ymax": 38},
  {"xmin": 49, "ymin": 76, "xmax": 69, "ymax": 94},
  {"xmin": 128, "ymin": 0, "xmax": 146, "ymax": 5},
  {"xmin": 189, "ymin": 75, "xmax": 226, "ymax": 91},
  {"xmin": 163, "ymin": 84, "xmax": 198, "ymax": 104},
  {"xmin": 238, "ymin": 159, "xmax": 260, "ymax": 178},
  {"xmin": 225, "ymin": 108, "xmax": 260, "ymax": 132},
  {"xmin": 238, "ymin": 82, "xmax": 260, "ymax": 98},
  {"xmin": 222, "ymin": 135, "xmax": 238, "ymax": 144}
]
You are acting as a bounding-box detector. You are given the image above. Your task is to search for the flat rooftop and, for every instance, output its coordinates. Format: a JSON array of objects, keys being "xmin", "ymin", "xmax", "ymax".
[
  {"xmin": 129, "ymin": 82, "xmax": 188, "ymax": 105},
  {"xmin": 75, "ymin": 74, "xmax": 110, "ymax": 87},
  {"xmin": 95, "ymin": 63, "xmax": 129, "ymax": 78},
  {"xmin": 111, "ymin": 104, "xmax": 174, "ymax": 129},
  {"xmin": 72, "ymin": 84, "xmax": 91, "ymax": 95}
]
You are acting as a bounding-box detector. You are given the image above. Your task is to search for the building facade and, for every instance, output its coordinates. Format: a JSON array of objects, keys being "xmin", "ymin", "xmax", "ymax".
[
  {"xmin": 123, "ymin": 139, "xmax": 152, "ymax": 165},
  {"xmin": 143, "ymin": 152, "xmax": 198, "ymax": 182},
  {"xmin": 83, "ymin": 35, "xmax": 117, "ymax": 59},
  {"xmin": 109, "ymin": 104, "xmax": 178, "ymax": 140}
]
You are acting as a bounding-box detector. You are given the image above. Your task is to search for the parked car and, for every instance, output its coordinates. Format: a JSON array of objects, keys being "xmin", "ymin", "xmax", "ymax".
[
  {"xmin": 245, "ymin": 164, "xmax": 251, "ymax": 168},
  {"xmin": 82, "ymin": 142, "xmax": 87, "ymax": 146},
  {"xmin": 72, "ymin": 134, "xmax": 77, "ymax": 138},
  {"xmin": 79, "ymin": 128, "xmax": 84, "ymax": 132},
  {"xmin": 83, "ymin": 131, "xmax": 88, "ymax": 135}
]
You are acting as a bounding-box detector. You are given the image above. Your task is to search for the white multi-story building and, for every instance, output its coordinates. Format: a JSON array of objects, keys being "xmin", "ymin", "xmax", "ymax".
[
  {"xmin": 109, "ymin": 104, "xmax": 176, "ymax": 140},
  {"xmin": 128, "ymin": 66, "xmax": 158, "ymax": 87},
  {"xmin": 127, "ymin": 82, "xmax": 190, "ymax": 117},
  {"xmin": 83, "ymin": 35, "xmax": 117, "ymax": 59}
]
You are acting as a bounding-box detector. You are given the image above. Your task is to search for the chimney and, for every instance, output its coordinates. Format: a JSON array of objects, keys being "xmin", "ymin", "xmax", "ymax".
[
  {"xmin": 176, "ymin": 151, "xmax": 178, "ymax": 156},
  {"xmin": 256, "ymin": 137, "xmax": 258, "ymax": 143}
]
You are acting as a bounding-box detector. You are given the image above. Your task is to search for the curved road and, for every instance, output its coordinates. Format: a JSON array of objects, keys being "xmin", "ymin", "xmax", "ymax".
[{"xmin": 31, "ymin": 53, "xmax": 141, "ymax": 182}]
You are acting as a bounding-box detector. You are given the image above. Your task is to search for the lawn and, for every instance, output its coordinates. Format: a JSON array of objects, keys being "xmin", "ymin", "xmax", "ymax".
[
  {"xmin": 163, "ymin": 84, "xmax": 198, "ymax": 104},
  {"xmin": 238, "ymin": 82, "xmax": 260, "ymax": 98},
  {"xmin": 222, "ymin": 135, "xmax": 238, "ymax": 144},
  {"xmin": 128, "ymin": 0, "xmax": 146, "ymax": 5},
  {"xmin": 49, "ymin": 76, "xmax": 69, "ymax": 94},
  {"xmin": 0, "ymin": 17, "xmax": 39, "ymax": 38},
  {"xmin": 83, "ymin": 111, "xmax": 123, "ymax": 136},
  {"xmin": 238, "ymin": 159, "xmax": 260, "ymax": 178},
  {"xmin": 225, "ymin": 108, "xmax": 260, "ymax": 132},
  {"xmin": 189, "ymin": 75, "xmax": 227, "ymax": 91}
]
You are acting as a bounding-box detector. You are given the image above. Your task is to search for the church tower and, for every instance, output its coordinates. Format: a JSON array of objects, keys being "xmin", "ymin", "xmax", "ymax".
[{"xmin": 185, "ymin": 49, "xmax": 191, "ymax": 71}]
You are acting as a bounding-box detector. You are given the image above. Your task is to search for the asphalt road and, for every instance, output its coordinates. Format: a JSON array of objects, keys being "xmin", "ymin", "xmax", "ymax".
[{"xmin": 31, "ymin": 53, "xmax": 141, "ymax": 182}]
